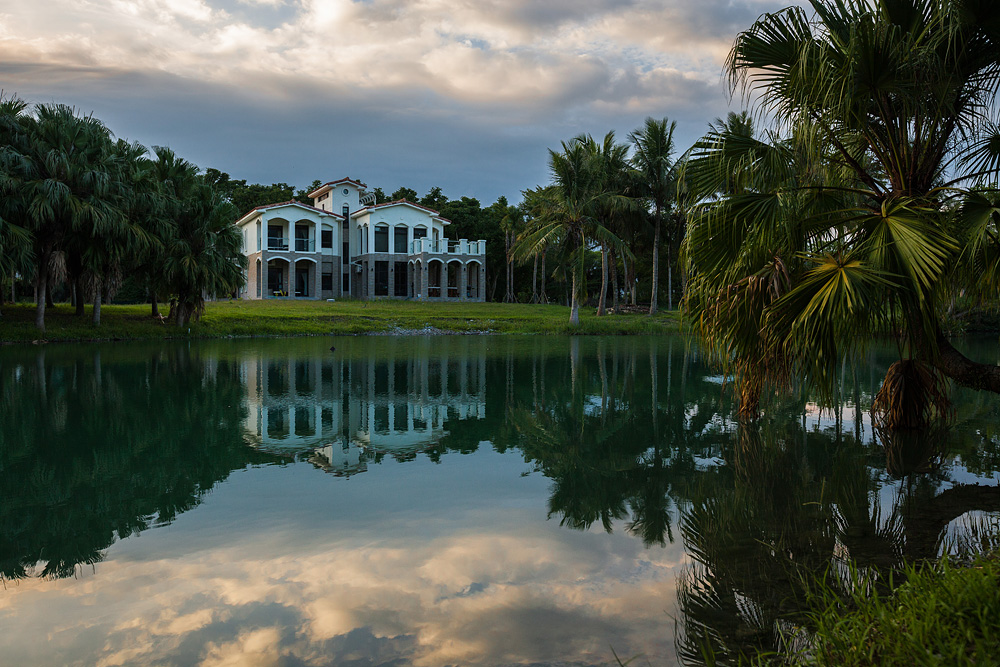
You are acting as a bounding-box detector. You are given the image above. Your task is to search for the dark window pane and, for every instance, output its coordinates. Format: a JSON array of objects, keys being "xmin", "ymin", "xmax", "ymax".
[
  {"xmin": 394, "ymin": 227, "xmax": 408, "ymax": 253},
  {"xmin": 394, "ymin": 262, "xmax": 407, "ymax": 296},
  {"xmin": 374, "ymin": 261, "xmax": 389, "ymax": 296},
  {"xmin": 322, "ymin": 273, "xmax": 333, "ymax": 290},
  {"xmin": 321, "ymin": 230, "xmax": 333, "ymax": 248},
  {"xmin": 374, "ymin": 227, "xmax": 389, "ymax": 253}
]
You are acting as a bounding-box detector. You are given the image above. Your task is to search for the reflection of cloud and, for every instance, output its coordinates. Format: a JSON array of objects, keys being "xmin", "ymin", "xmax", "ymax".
[{"xmin": 0, "ymin": 511, "xmax": 685, "ymax": 666}]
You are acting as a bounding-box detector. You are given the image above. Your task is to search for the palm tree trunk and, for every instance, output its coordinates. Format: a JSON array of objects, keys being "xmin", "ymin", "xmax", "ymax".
[
  {"xmin": 45, "ymin": 282, "xmax": 54, "ymax": 308},
  {"xmin": 531, "ymin": 253, "xmax": 538, "ymax": 303},
  {"xmin": 667, "ymin": 244, "xmax": 673, "ymax": 311},
  {"xmin": 650, "ymin": 206, "xmax": 661, "ymax": 315},
  {"xmin": 610, "ymin": 249, "xmax": 620, "ymax": 312},
  {"xmin": 74, "ymin": 275, "xmax": 85, "ymax": 316},
  {"xmin": 34, "ymin": 245, "xmax": 51, "ymax": 332},
  {"xmin": 540, "ymin": 250, "xmax": 547, "ymax": 303},
  {"xmin": 569, "ymin": 271, "xmax": 580, "ymax": 326},
  {"xmin": 92, "ymin": 284, "xmax": 102, "ymax": 326},
  {"xmin": 151, "ymin": 291, "xmax": 160, "ymax": 317},
  {"xmin": 597, "ymin": 245, "xmax": 608, "ymax": 316}
]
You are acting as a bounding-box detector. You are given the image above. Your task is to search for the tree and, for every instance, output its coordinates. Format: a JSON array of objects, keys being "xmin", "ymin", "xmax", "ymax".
[
  {"xmin": 390, "ymin": 186, "xmax": 418, "ymax": 202},
  {"xmin": 630, "ymin": 117, "xmax": 678, "ymax": 314},
  {"xmin": 18, "ymin": 104, "xmax": 121, "ymax": 332},
  {"xmin": 0, "ymin": 95, "xmax": 33, "ymax": 318},
  {"xmin": 153, "ymin": 147, "xmax": 246, "ymax": 325},
  {"xmin": 683, "ymin": 0, "xmax": 1000, "ymax": 426},
  {"xmin": 516, "ymin": 137, "xmax": 627, "ymax": 325}
]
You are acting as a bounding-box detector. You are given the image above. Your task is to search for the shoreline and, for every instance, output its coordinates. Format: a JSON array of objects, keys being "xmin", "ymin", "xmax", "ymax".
[{"xmin": 0, "ymin": 301, "xmax": 683, "ymax": 346}]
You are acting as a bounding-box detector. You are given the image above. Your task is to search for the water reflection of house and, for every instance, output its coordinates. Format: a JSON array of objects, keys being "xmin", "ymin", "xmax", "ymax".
[{"xmin": 241, "ymin": 353, "xmax": 486, "ymax": 476}]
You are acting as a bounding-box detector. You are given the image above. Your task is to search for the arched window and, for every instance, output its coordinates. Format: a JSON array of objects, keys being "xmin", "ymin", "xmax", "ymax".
[{"xmin": 374, "ymin": 224, "xmax": 389, "ymax": 253}]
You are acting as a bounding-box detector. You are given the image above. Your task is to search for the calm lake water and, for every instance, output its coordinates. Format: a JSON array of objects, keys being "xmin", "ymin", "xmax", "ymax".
[{"xmin": 1, "ymin": 335, "xmax": 998, "ymax": 666}]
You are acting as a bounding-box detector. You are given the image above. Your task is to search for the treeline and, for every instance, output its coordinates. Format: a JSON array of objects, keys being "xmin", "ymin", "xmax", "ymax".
[
  {"xmin": 0, "ymin": 97, "xmax": 246, "ymax": 331},
  {"xmin": 517, "ymin": 118, "xmax": 685, "ymax": 324}
]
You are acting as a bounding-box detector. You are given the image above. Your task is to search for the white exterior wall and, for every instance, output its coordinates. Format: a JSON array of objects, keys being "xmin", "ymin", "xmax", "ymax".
[{"xmin": 354, "ymin": 204, "xmax": 447, "ymax": 248}]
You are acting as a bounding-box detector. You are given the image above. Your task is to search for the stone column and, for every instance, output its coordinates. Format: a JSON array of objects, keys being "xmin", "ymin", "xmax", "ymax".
[
  {"xmin": 420, "ymin": 261, "xmax": 429, "ymax": 300},
  {"xmin": 459, "ymin": 261, "xmax": 468, "ymax": 301}
]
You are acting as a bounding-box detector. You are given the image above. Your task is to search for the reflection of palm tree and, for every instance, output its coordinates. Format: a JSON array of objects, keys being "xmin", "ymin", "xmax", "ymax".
[{"xmin": 0, "ymin": 346, "xmax": 278, "ymax": 582}]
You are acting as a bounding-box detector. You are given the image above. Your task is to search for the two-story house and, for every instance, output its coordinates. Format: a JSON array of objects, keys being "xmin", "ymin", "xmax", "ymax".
[{"xmin": 236, "ymin": 178, "xmax": 486, "ymax": 301}]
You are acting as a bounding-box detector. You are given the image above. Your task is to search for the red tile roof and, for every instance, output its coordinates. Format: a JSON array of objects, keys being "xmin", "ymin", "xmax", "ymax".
[
  {"xmin": 306, "ymin": 178, "xmax": 368, "ymax": 197},
  {"xmin": 236, "ymin": 200, "xmax": 343, "ymax": 224},
  {"xmin": 353, "ymin": 199, "xmax": 451, "ymax": 223}
]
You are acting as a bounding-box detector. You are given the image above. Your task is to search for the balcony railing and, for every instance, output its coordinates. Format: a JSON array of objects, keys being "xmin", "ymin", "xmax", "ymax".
[
  {"xmin": 409, "ymin": 238, "xmax": 486, "ymax": 255},
  {"xmin": 267, "ymin": 237, "xmax": 318, "ymax": 252}
]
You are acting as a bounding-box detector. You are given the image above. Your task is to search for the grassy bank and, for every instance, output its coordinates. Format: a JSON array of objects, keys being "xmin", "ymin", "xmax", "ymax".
[
  {"xmin": 0, "ymin": 300, "xmax": 681, "ymax": 344},
  {"xmin": 796, "ymin": 555, "xmax": 1000, "ymax": 666}
]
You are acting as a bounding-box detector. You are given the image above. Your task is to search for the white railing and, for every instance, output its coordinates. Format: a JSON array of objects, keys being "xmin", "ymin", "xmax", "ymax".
[{"xmin": 409, "ymin": 238, "xmax": 486, "ymax": 255}]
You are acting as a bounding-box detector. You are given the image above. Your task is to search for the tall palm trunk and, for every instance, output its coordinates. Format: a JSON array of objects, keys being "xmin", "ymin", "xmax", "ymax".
[
  {"xmin": 34, "ymin": 245, "xmax": 52, "ymax": 332},
  {"xmin": 540, "ymin": 250, "xmax": 547, "ymax": 303},
  {"xmin": 151, "ymin": 290, "xmax": 160, "ymax": 317},
  {"xmin": 92, "ymin": 283, "xmax": 102, "ymax": 326},
  {"xmin": 650, "ymin": 203, "xmax": 661, "ymax": 315},
  {"xmin": 569, "ymin": 271, "xmax": 580, "ymax": 325},
  {"xmin": 531, "ymin": 253, "xmax": 539, "ymax": 303},
  {"xmin": 597, "ymin": 245, "xmax": 608, "ymax": 316},
  {"xmin": 666, "ymin": 244, "xmax": 672, "ymax": 311},
  {"xmin": 610, "ymin": 249, "xmax": 620, "ymax": 312}
]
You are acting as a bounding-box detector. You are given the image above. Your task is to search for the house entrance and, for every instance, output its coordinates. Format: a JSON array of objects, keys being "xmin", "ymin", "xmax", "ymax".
[{"xmin": 295, "ymin": 266, "xmax": 310, "ymax": 297}]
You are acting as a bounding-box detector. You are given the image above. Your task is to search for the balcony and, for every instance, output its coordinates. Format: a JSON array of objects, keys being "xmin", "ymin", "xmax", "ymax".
[
  {"xmin": 409, "ymin": 238, "xmax": 486, "ymax": 255},
  {"xmin": 294, "ymin": 238, "xmax": 315, "ymax": 252},
  {"xmin": 268, "ymin": 236, "xmax": 289, "ymax": 251}
]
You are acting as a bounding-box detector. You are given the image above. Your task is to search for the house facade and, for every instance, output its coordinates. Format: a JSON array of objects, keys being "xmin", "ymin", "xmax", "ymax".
[{"xmin": 236, "ymin": 177, "xmax": 486, "ymax": 301}]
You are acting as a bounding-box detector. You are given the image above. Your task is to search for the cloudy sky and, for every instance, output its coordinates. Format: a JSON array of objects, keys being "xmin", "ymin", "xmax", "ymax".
[{"xmin": 1, "ymin": 0, "xmax": 795, "ymax": 203}]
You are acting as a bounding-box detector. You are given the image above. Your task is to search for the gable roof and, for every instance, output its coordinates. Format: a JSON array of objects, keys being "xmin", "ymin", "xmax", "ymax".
[
  {"xmin": 235, "ymin": 200, "xmax": 343, "ymax": 226},
  {"xmin": 306, "ymin": 178, "xmax": 369, "ymax": 198},
  {"xmin": 351, "ymin": 199, "xmax": 452, "ymax": 224}
]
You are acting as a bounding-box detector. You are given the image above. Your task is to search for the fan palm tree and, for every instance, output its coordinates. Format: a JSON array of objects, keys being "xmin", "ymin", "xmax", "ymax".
[
  {"xmin": 152, "ymin": 147, "xmax": 245, "ymax": 325},
  {"xmin": 17, "ymin": 104, "xmax": 122, "ymax": 331},
  {"xmin": 684, "ymin": 0, "xmax": 1000, "ymax": 425},
  {"xmin": 630, "ymin": 117, "xmax": 679, "ymax": 314},
  {"xmin": 0, "ymin": 95, "xmax": 33, "ymax": 317}
]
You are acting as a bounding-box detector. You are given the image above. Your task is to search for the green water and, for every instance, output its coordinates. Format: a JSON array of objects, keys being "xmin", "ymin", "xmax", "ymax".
[{"xmin": 0, "ymin": 335, "xmax": 998, "ymax": 666}]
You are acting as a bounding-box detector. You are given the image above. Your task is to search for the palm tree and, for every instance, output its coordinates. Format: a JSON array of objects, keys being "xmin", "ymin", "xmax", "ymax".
[
  {"xmin": 684, "ymin": 0, "xmax": 1000, "ymax": 425},
  {"xmin": 630, "ymin": 117, "xmax": 678, "ymax": 314},
  {"xmin": 516, "ymin": 136, "xmax": 629, "ymax": 325},
  {"xmin": 0, "ymin": 95, "xmax": 33, "ymax": 317},
  {"xmin": 152, "ymin": 147, "xmax": 245, "ymax": 325},
  {"xmin": 17, "ymin": 104, "xmax": 121, "ymax": 331}
]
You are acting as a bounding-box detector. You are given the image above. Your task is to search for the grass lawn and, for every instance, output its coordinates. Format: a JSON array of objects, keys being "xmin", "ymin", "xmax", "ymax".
[{"xmin": 0, "ymin": 299, "xmax": 682, "ymax": 344}]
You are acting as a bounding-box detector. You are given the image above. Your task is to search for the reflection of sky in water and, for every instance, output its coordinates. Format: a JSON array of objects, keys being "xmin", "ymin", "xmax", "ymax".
[{"xmin": 0, "ymin": 450, "xmax": 685, "ymax": 666}]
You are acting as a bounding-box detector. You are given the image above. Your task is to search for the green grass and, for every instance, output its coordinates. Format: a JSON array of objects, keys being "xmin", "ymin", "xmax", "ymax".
[
  {"xmin": 798, "ymin": 555, "xmax": 1000, "ymax": 666},
  {"xmin": 0, "ymin": 300, "xmax": 682, "ymax": 343}
]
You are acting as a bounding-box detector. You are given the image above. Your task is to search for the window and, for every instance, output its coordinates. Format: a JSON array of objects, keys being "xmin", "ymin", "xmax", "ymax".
[
  {"xmin": 412, "ymin": 227, "xmax": 427, "ymax": 240},
  {"xmin": 375, "ymin": 261, "xmax": 389, "ymax": 296},
  {"xmin": 322, "ymin": 272, "xmax": 333, "ymax": 291},
  {"xmin": 343, "ymin": 205, "xmax": 349, "ymax": 218},
  {"xmin": 342, "ymin": 272, "xmax": 350, "ymax": 293},
  {"xmin": 374, "ymin": 226, "xmax": 389, "ymax": 253},
  {"xmin": 394, "ymin": 226, "xmax": 408, "ymax": 253},
  {"xmin": 321, "ymin": 230, "xmax": 333, "ymax": 248},
  {"xmin": 394, "ymin": 262, "xmax": 407, "ymax": 296}
]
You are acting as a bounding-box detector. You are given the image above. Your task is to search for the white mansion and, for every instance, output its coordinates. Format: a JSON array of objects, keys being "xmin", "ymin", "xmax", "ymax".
[{"xmin": 236, "ymin": 177, "xmax": 486, "ymax": 301}]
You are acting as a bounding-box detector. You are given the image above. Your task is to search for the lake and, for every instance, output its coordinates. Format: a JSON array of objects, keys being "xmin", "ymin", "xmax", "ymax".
[{"xmin": 1, "ymin": 335, "xmax": 998, "ymax": 666}]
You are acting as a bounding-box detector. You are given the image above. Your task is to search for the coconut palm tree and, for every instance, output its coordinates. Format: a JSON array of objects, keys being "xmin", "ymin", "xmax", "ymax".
[
  {"xmin": 630, "ymin": 117, "xmax": 679, "ymax": 314},
  {"xmin": 516, "ymin": 136, "xmax": 629, "ymax": 325},
  {"xmin": 684, "ymin": 0, "xmax": 1000, "ymax": 426}
]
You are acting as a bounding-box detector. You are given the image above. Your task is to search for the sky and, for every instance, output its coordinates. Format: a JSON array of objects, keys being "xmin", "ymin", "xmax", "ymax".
[{"xmin": 1, "ymin": 0, "xmax": 798, "ymax": 204}]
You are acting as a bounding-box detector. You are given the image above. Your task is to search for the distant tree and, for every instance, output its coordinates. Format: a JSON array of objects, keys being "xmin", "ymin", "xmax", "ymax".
[
  {"xmin": 419, "ymin": 186, "xmax": 449, "ymax": 210},
  {"xmin": 371, "ymin": 187, "xmax": 388, "ymax": 204},
  {"xmin": 0, "ymin": 95, "xmax": 33, "ymax": 318},
  {"xmin": 296, "ymin": 180, "xmax": 322, "ymax": 201},
  {"xmin": 153, "ymin": 148, "xmax": 246, "ymax": 325},
  {"xmin": 19, "ymin": 104, "xmax": 122, "ymax": 331},
  {"xmin": 390, "ymin": 186, "xmax": 418, "ymax": 202},
  {"xmin": 630, "ymin": 117, "xmax": 679, "ymax": 314}
]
